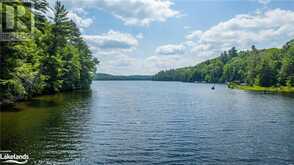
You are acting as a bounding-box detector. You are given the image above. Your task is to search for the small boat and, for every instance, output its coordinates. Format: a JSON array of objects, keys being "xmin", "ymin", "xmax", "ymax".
[{"xmin": 211, "ymin": 86, "xmax": 215, "ymax": 90}]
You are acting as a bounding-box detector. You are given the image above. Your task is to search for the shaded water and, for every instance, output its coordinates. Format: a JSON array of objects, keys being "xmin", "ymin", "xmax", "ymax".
[{"xmin": 1, "ymin": 81, "xmax": 294, "ymax": 164}]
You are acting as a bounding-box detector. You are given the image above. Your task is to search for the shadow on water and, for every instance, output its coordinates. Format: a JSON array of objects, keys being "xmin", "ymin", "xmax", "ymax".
[
  {"xmin": 27, "ymin": 99, "xmax": 60, "ymax": 108},
  {"xmin": 1, "ymin": 90, "xmax": 93, "ymax": 111},
  {"xmin": 0, "ymin": 90, "xmax": 93, "ymax": 164},
  {"xmin": 0, "ymin": 105, "xmax": 21, "ymax": 112}
]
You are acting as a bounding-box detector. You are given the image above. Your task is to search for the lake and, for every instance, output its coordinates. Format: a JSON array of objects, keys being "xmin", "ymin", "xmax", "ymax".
[{"xmin": 1, "ymin": 81, "xmax": 294, "ymax": 164}]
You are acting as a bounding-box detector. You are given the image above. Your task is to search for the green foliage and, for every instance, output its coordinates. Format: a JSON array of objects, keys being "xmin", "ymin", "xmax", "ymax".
[
  {"xmin": 0, "ymin": 0, "xmax": 98, "ymax": 105},
  {"xmin": 154, "ymin": 42, "xmax": 294, "ymax": 88},
  {"xmin": 286, "ymin": 76, "xmax": 294, "ymax": 87},
  {"xmin": 229, "ymin": 82, "xmax": 294, "ymax": 93}
]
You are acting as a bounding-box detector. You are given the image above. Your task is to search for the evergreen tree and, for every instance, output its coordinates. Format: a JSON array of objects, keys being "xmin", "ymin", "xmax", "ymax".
[{"xmin": 1, "ymin": 0, "xmax": 98, "ymax": 105}]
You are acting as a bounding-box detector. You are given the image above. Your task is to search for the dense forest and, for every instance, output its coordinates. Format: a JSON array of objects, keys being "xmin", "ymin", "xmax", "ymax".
[
  {"xmin": 95, "ymin": 73, "xmax": 152, "ymax": 81},
  {"xmin": 153, "ymin": 40, "xmax": 294, "ymax": 87},
  {"xmin": 0, "ymin": 0, "xmax": 98, "ymax": 106}
]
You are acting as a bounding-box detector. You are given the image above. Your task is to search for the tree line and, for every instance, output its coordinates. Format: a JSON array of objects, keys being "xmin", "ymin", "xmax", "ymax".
[
  {"xmin": 0, "ymin": 0, "xmax": 99, "ymax": 105},
  {"xmin": 153, "ymin": 40, "xmax": 294, "ymax": 87},
  {"xmin": 95, "ymin": 73, "xmax": 153, "ymax": 81}
]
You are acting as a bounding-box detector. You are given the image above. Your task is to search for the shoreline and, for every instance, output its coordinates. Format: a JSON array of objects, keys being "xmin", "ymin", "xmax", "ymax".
[
  {"xmin": 228, "ymin": 83, "xmax": 294, "ymax": 93},
  {"xmin": 0, "ymin": 89, "xmax": 92, "ymax": 109}
]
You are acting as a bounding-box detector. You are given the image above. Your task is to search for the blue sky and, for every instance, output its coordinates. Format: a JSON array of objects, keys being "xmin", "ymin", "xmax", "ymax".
[{"xmin": 51, "ymin": 0, "xmax": 294, "ymax": 75}]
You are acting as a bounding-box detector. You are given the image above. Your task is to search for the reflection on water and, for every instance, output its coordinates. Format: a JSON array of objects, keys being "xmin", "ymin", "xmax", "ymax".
[
  {"xmin": 0, "ymin": 91, "xmax": 93, "ymax": 164},
  {"xmin": 1, "ymin": 81, "xmax": 294, "ymax": 164}
]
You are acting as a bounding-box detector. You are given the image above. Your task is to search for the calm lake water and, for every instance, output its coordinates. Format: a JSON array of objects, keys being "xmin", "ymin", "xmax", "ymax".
[{"xmin": 1, "ymin": 81, "xmax": 294, "ymax": 164}]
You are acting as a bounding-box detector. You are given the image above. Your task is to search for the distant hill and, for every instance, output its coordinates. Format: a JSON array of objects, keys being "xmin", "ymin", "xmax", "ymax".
[{"xmin": 95, "ymin": 73, "xmax": 153, "ymax": 81}]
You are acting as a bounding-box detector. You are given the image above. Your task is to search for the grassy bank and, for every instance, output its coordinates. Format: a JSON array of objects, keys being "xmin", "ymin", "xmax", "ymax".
[{"xmin": 228, "ymin": 83, "xmax": 294, "ymax": 93}]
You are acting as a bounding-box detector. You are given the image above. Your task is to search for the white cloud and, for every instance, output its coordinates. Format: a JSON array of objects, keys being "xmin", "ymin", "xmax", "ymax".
[
  {"xmin": 72, "ymin": 7, "xmax": 87, "ymax": 15},
  {"xmin": 68, "ymin": 11, "xmax": 93, "ymax": 30},
  {"xmin": 257, "ymin": 0, "xmax": 271, "ymax": 5},
  {"xmin": 136, "ymin": 33, "xmax": 144, "ymax": 39},
  {"xmin": 156, "ymin": 44, "xmax": 186, "ymax": 55},
  {"xmin": 144, "ymin": 55, "xmax": 179, "ymax": 70},
  {"xmin": 83, "ymin": 30, "xmax": 141, "ymax": 74},
  {"xmin": 57, "ymin": 0, "xmax": 180, "ymax": 26},
  {"xmin": 143, "ymin": 55, "xmax": 199, "ymax": 74},
  {"xmin": 107, "ymin": 54, "xmax": 137, "ymax": 67},
  {"xmin": 145, "ymin": 56, "xmax": 175, "ymax": 67},
  {"xmin": 94, "ymin": 52, "xmax": 141, "ymax": 75},
  {"xmin": 187, "ymin": 9, "xmax": 294, "ymax": 59},
  {"xmin": 184, "ymin": 26, "xmax": 192, "ymax": 30},
  {"xmin": 185, "ymin": 30, "xmax": 203, "ymax": 40},
  {"xmin": 83, "ymin": 30, "xmax": 139, "ymax": 52}
]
